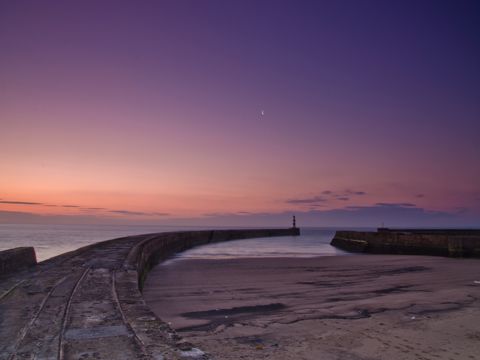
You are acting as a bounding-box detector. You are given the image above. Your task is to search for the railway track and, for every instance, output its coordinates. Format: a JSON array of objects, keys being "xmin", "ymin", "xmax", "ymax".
[
  {"xmin": 57, "ymin": 267, "xmax": 90, "ymax": 360},
  {"xmin": 0, "ymin": 238, "xmax": 140, "ymax": 360}
]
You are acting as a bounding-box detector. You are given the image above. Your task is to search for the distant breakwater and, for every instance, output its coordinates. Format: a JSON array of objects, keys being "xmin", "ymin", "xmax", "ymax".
[
  {"xmin": 331, "ymin": 228, "xmax": 480, "ymax": 257},
  {"xmin": 0, "ymin": 227, "xmax": 299, "ymax": 359}
]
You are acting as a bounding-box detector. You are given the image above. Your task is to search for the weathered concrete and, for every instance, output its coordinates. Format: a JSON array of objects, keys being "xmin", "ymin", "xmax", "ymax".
[
  {"xmin": 0, "ymin": 228, "xmax": 299, "ymax": 359},
  {"xmin": 0, "ymin": 247, "xmax": 37, "ymax": 276},
  {"xmin": 331, "ymin": 228, "xmax": 480, "ymax": 257}
]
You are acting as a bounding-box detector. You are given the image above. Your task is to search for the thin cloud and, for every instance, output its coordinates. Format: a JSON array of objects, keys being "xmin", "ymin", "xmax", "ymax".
[
  {"xmin": 109, "ymin": 210, "xmax": 150, "ymax": 216},
  {"xmin": 287, "ymin": 189, "xmax": 366, "ymax": 206},
  {"xmin": 171, "ymin": 203, "xmax": 478, "ymax": 228},
  {"xmin": 286, "ymin": 196, "xmax": 327, "ymax": 205},
  {"xmin": 151, "ymin": 212, "xmax": 170, "ymax": 216},
  {"xmin": 62, "ymin": 205, "xmax": 80, "ymax": 208},
  {"xmin": 375, "ymin": 202, "xmax": 416, "ymax": 208},
  {"xmin": 0, "ymin": 200, "xmax": 44, "ymax": 205},
  {"xmin": 109, "ymin": 210, "xmax": 168, "ymax": 216},
  {"xmin": 345, "ymin": 190, "xmax": 367, "ymax": 196},
  {"xmin": 1, "ymin": 204, "xmax": 479, "ymax": 228},
  {"xmin": 202, "ymin": 211, "xmax": 267, "ymax": 217},
  {"xmin": 415, "ymin": 194, "xmax": 425, "ymax": 198}
]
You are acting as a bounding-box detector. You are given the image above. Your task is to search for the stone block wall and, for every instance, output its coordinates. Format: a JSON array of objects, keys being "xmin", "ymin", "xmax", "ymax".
[
  {"xmin": 332, "ymin": 230, "xmax": 480, "ymax": 257},
  {"xmin": 0, "ymin": 247, "xmax": 37, "ymax": 275}
]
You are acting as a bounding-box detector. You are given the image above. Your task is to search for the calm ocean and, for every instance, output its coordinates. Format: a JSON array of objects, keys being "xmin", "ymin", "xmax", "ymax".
[{"xmin": 0, "ymin": 224, "xmax": 353, "ymax": 262}]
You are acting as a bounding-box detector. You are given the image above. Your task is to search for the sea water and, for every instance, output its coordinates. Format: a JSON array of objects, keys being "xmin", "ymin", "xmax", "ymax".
[
  {"xmin": 0, "ymin": 224, "xmax": 188, "ymax": 261},
  {"xmin": 0, "ymin": 224, "xmax": 353, "ymax": 262},
  {"xmin": 170, "ymin": 228, "xmax": 348, "ymax": 262}
]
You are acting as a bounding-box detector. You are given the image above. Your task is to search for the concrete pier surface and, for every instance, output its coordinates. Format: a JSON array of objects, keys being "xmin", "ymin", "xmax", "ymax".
[{"xmin": 0, "ymin": 228, "xmax": 298, "ymax": 360}]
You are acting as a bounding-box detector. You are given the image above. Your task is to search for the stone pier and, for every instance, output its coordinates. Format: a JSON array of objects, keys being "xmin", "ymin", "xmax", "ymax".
[
  {"xmin": 331, "ymin": 228, "xmax": 480, "ymax": 257},
  {"xmin": 0, "ymin": 228, "xmax": 299, "ymax": 360}
]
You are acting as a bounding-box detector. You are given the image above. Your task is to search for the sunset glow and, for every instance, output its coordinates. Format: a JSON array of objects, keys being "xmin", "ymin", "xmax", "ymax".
[{"xmin": 1, "ymin": 1, "xmax": 479, "ymax": 226}]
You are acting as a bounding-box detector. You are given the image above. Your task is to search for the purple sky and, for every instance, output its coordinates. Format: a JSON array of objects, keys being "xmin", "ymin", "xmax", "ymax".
[{"xmin": 1, "ymin": 0, "xmax": 479, "ymax": 227}]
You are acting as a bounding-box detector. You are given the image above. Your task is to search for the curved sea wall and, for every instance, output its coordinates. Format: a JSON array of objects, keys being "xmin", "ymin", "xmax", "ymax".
[
  {"xmin": 127, "ymin": 229, "xmax": 299, "ymax": 289},
  {"xmin": 331, "ymin": 229, "xmax": 480, "ymax": 257},
  {"xmin": 115, "ymin": 228, "xmax": 300, "ymax": 359},
  {"xmin": 0, "ymin": 228, "xmax": 299, "ymax": 359}
]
